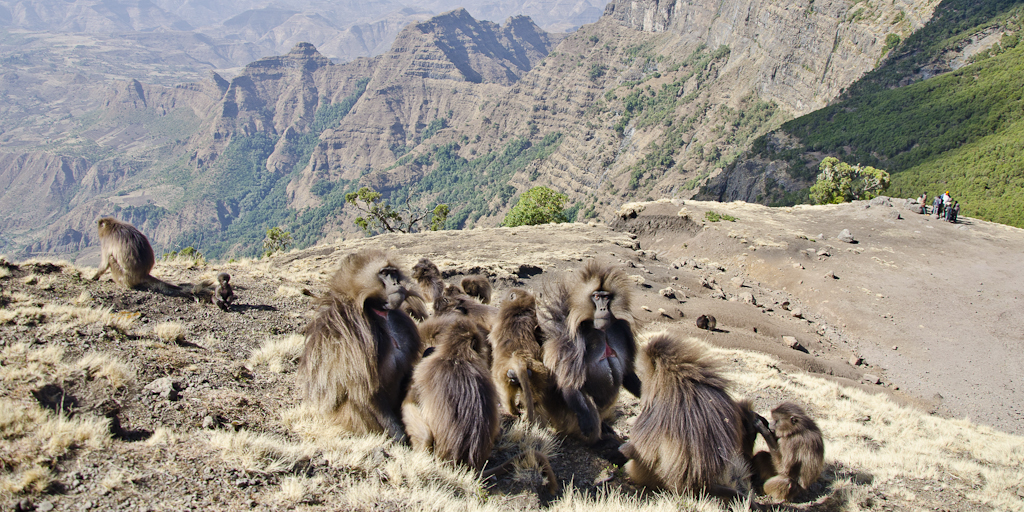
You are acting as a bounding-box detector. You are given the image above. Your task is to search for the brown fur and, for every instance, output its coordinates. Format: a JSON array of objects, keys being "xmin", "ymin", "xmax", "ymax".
[
  {"xmin": 540, "ymin": 260, "xmax": 638, "ymax": 443},
  {"xmin": 619, "ymin": 334, "xmax": 749, "ymax": 499},
  {"xmin": 402, "ymin": 316, "xmax": 499, "ymax": 470},
  {"xmin": 213, "ymin": 272, "xmax": 236, "ymax": 311},
  {"xmin": 433, "ymin": 289, "xmax": 497, "ymax": 362},
  {"xmin": 92, "ymin": 217, "xmax": 180, "ymax": 294},
  {"xmin": 297, "ymin": 249, "xmax": 422, "ymax": 441},
  {"xmin": 411, "ymin": 258, "xmax": 445, "ymax": 305},
  {"xmin": 753, "ymin": 402, "xmax": 825, "ymax": 502},
  {"xmin": 460, "ymin": 275, "xmax": 492, "ymax": 304},
  {"xmin": 489, "ymin": 289, "xmax": 549, "ymax": 425}
]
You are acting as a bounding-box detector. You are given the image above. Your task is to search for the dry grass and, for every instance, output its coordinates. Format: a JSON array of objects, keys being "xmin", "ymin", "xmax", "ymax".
[
  {"xmin": 0, "ymin": 303, "xmax": 137, "ymax": 334},
  {"xmin": 249, "ymin": 334, "xmax": 305, "ymax": 373},
  {"xmin": 153, "ymin": 321, "xmax": 185, "ymax": 343},
  {"xmin": 0, "ymin": 399, "xmax": 110, "ymax": 498},
  {"xmin": 75, "ymin": 352, "xmax": 135, "ymax": 389}
]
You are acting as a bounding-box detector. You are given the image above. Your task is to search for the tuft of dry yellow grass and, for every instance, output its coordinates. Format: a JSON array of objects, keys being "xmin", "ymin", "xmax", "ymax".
[
  {"xmin": 249, "ymin": 334, "xmax": 305, "ymax": 373},
  {"xmin": 75, "ymin": 352, "xmax": 135, "ymax": 389},
  {"xmin": 153, "ymin": 321, "xmax": 185, "ymax": 343}
]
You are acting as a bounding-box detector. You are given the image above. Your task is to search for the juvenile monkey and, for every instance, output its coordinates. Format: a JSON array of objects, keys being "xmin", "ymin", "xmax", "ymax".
[
  {"xmin": 752, "ymin": 402, "xmax": 824, "ymax": 502},
  {"xmin": 92, "ymin": 217, "xmax": 181, "ymax": 294},
  {"xmin": 489, "ymin": 288, "xmax": 549, "ymax": 425},
  {"xmin": 618, "ymin": 333, "xmax": 752, "ymax": 500},
  {"xmin": 213, "ymin": 272, "xmax": 236, "ymax": 311},
  {"xmin": 405, "ymin": 315, "xmax": 559, "ymax": 493},
  {"xmin": 298, "ymin": 249, "xmax": 422, "ymax": 441},
  {"xmin": 540, "ymin": 261, "xmax": 640, "ymax": 444},
  {"xmin": 460, "ymin": 275, "xmax": 492, "ymax": 304}
]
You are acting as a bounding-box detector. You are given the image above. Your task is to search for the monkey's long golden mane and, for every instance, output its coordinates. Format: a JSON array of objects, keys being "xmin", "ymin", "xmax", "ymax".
[
  {"xmin": 541, "ymin": 260, "xmax": 634, "ymax": 391},
  {"xmin": 630, "ymin": 334, "xmax": 742, "ymax": 494},
  {"xmin": 298, "ymin": 250, "xmax": 403, "ymax": 430}
]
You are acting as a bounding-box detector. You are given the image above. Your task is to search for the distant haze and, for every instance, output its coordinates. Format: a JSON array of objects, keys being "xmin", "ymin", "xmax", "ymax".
[{"xmin": 0, "ymin": 0, "xmax": 608, "ymax": 64}]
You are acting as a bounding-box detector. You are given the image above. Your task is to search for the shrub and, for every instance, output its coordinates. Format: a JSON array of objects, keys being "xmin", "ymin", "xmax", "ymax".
[
  {"xmin": 809, "ymin": 157, "xmax": 890, "ymax": 204},
  {"xmin": 501, "ymin": 187, "xmax": 569, "ymax": 227}
]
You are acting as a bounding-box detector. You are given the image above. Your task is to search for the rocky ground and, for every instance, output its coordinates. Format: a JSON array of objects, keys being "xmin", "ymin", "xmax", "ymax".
[{"xmin": 1, "ymin": 197, "xmax": 1022, "ymax": 511}]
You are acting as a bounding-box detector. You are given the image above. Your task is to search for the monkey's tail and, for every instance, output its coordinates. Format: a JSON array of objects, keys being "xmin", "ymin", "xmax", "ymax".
[
  {"xmin": 514, "ymin": 358, "xmax": 536, "ymax": 426},
  {"xmin": 139, "ymin": 276, "xmax": 185, "ymax": 296},
  {"xmin": 482, "ymin": 449, "xmax": 559, "ymax": 495}
]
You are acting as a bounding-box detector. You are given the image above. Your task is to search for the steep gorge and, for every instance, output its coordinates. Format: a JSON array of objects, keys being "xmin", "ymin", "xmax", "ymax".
[{"xmin": 4, "ymin": 0, "xmax": 940, "ymax": 260}]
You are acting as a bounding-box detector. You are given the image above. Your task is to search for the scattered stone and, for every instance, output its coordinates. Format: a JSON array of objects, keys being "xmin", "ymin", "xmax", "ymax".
[
  {"xmin": 817, "ymin": 249, "xmax": 830, "ymax": 257},
  {"xmin": 700, "ymin": 277, "xmax": 716, "ymax": 289},
  {"xmin": 870, "ymin": 196, "xmax": 893, "ymax": 207},
  {"xmin": 658, "ymin": 308, "xmax": 671, "ymax": 318},
  {"xmin": 792, "ymin": 263, "xmax": 804, "ymax": 269},
  {"xmin": 886, "ymin": 209, "xmax": 901, "ymax": 220},
  {"xmin": 730, "ymin": 277, "xmax": 745, "ymax": 288},
  {"xmin": 849, "ymin": 354, "xmax": 863, "ymax": 366},
  {"xmin": 629, "ymin": 275, "xmax": 645, "ymax": 286},
  {"xmin": 780, "ymin": 301, "xmax": 790, "ymax": 311},
  {"xmin": 202, "ymin": 415, "xmax": 217, "ymax": 429},
  {"xmin": 709, "ymin": 290, "xmax": 726, "ymax": 300},
  {"xmin": 593, "ymin": 468, "xmax": 615, "ymax": 485},
  {"xmin": 37, "ymin": 502, "xmax": 53, "ymax": 512},
  {"xmin": 145, "ymin": 377, "xmax": 183, "ymax": 401},
  {"xmin": 863, "ymin": 374, "xmax": 880, "ymax": 385},
  {"xmin": 837, "ymin": 229, "xmax": 856, "ymax": 243},
  {"xmin": 15, "ymin": 499, "xmax": 35, "ymax": 512},
  {"xmin": 892, "ymin": 345, "xmax": 898, "ymax": 351},
  {"xmin": 782, "ymin": 336, "xmax": 802, "ymax": 350},
  {"xmin": 641, "ymin": 305, "xmax": 652, "ymax": 312},
  {"xmin": 21, "ymin": 275, "xmax": 38, "ymax": 285},
  {"xmin": 739, "ymin": 291, "xmax": 756, "ymax": 305},
  {"xmin": 824, "ymin": 271, "xmax": 837, "ymax": 280},
  {"xmin": 658, "ymin": 287, "xmax": 676, "ymax": 299}
]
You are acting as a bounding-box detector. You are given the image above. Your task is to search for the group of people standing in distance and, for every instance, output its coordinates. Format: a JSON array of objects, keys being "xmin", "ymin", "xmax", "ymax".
[{"xmin": 919, "ymin": 191, "xmax": 960, "ymax": 223}]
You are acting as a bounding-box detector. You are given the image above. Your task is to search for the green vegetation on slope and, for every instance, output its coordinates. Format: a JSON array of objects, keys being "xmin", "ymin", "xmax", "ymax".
[{"xmin": 743, "ymin": 9, "xmax": 1024, "ymax": 227}]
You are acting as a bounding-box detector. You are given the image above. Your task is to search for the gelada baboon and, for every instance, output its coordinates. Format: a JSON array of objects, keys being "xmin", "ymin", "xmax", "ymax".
[
  {"xmin": 489, "ymin": 288, "xmax": 549, "ymax": 425},
  {"xmin": 541, "ymin": 260, "xmax": 640, "ymax": 443},
  {"xmin": 752, "ymin": 402, "xmax": 824, "ymax": 502},
  {"xmin": 213, "ymin": 272, "xmax": 236, "ymax": 311},
  {"xmin": 460, "ymin": 274, "xmax": 492, "ymax": 304},
  {"xmin": 696, "ymin": 314, "xmax": 717, "ymax": 331},
  {"xmin": 92, "ymin": 217, "xmax": 181, "ymax": 294},
  {"xmin": 405, "ymin": 316, "xmax": 558, "ymax": 493},
  {"xmin": 411, "ymin": 258, "xmax": 445, "ymax": 305},
  {"xmin": 298, "ymin": 249, "xmax": 422, "ymax": 441},
  {"xmin": 433, "ymin": 287, "xmax": 497, "ymax": 361},
  {"xmin": 403, "ymin": 316, "xmax": 498, "ymax": 468},
  {"xmin": 618, "ymin": 333, "xmax": 752, "ymax": 500}
]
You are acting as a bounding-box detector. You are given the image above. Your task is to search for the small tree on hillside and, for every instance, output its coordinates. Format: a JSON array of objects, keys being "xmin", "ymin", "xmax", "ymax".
[
  {"xmin": 344, "ymin": 187, "xmax": 449, "ymax": 235},
  {"xmin": 263, "ymin": 227, "xmax": 293, "ymax": 257},
  {"xmin": 810, "ymin": 157, "xmax": 890, "ymax": 204},
  {"xmin": 502, "ymin": 186, "xmax": 569, "ymax": 227}
]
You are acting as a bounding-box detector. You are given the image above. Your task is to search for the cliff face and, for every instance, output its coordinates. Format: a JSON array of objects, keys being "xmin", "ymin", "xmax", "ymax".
[{"xmin": 605, "ymin": 0, "xmax": 936, "ymax": 116}]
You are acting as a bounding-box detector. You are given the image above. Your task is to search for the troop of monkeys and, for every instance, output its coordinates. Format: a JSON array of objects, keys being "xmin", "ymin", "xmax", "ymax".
[{"xmin": 92, "ymin": 216, "xmax": 825, "ymax": 503}]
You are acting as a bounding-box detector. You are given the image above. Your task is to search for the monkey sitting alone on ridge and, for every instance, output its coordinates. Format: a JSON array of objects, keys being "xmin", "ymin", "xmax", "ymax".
[
  {"xmin": 541, "ymin": 260, "xmax": 641, "ymax": 445},
  {"xmin": 489, "ymin": 288, "xmax": 549, "ymax": 425},
  {"xmin": 213, "ymin": 272, "xmax": 236, "ymax": 310},
  {"xmin": 404, "ymin": 315, "xmax": 558, "ymax": 494},
  {"xmin": 92, "ymin": 217, "xmax": 181, "ymax": 295},
  {"xmin": 619, "ymin": 333, "xmax": 768, "ymax": 501},
  {"xmin": 752, "ymin": 402, "xmax": 825, "ymax": 502},
  {"xmin": 298, "ymin": 249, "xmax": 422, "ymax": 441}
]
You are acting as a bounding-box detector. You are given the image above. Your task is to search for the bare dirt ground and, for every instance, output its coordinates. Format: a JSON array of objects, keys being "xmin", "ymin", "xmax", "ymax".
[{"xmin": 1, "ymin": 198, "xmax": 1022, "ymax": 511}]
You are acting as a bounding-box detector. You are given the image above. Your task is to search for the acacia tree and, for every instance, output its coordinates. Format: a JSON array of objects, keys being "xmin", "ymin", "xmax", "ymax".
[
  {"xmin": 344, "ymin": 187, "xmax": 449, "ymax": 235},
  {"xmin": 810, "ymin": 157, "xmax": 890, "ymax": 204},
  {"xmin": 501, "ymin": 186, "xmax": 569, "ymax": 227}
]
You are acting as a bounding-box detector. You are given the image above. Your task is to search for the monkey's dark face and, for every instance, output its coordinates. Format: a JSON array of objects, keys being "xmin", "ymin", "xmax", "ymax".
[
  {"xmin": 591, "ymin": 290, "xmax": 614, "ymax": 330},
  {"xmin": 378, "ymin": 266, "xmax": 406, "ymax": 310}
]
